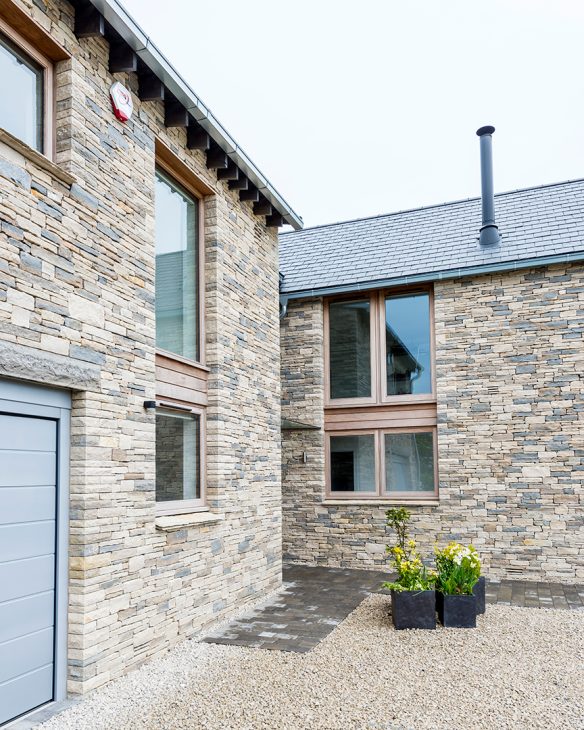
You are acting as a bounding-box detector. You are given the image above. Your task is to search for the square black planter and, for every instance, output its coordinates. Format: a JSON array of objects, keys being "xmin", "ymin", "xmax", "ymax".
[
  {"xmin": 391, "ymin": 589, "xmax": 436, "ymax": 630},
  {"xmin": 436, "ymin": 592, "xmax": 476, "ymax": 628},
  {"xmin": 473, "ymin": 576, "xmax": 486, "ymax": 614}
]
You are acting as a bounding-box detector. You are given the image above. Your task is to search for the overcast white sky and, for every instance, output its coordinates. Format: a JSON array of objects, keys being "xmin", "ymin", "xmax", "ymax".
[{"xmin": 121, "ymin": 0, "xmax": 584, "ymax": 229}]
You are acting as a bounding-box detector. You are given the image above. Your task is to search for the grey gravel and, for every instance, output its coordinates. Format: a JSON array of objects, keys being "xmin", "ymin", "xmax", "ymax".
[{"xmin": 42, "ymin": 594, "xmax": 584, "ymax": 730}]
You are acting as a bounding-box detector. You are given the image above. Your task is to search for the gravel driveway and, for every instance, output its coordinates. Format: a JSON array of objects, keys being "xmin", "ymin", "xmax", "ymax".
[{"xmin": 42, "ymin": 594, "xmax": 584, "ymax": 730}]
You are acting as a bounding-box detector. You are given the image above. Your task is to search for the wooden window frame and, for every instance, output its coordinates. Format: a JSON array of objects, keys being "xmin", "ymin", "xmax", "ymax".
[
  {"xmin": 380, "ymin": 288, "xmax": 436, "ymax": 405},
  {"xmin": 324, "ymin": 286, "xmax": 435, "ymax": 408},
  {"xmin": 325, "ymin": 426, "xmax": 438, "ymax": 500},
  {"xmin": 155, "ymin": 404, "xmax": 207, "ymax": 516},
  {"xmin": 325, "ymin": 429, "xmax": 380, "ymax": 499},
  {"xmin": 0, "ymin": 17, "xmax": 54, "ymax": 158},
  {"xmin": 154, "ymin": 145, "xmax": 210, "ymax": 515},
  {"xmin": 155, "ymin": 157, "xmax": 206, "ymax": 369},
  {"xmin": 323, "ymin": 294, "xmax": 378, "ymax": 407},
  {"xmin": 380, "ymin": 426, "xmax": 439, "ymax": 499}
]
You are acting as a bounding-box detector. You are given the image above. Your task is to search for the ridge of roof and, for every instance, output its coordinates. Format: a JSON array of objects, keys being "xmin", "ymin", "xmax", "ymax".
[{"xmin": 280, "ymin": 177, "xmax": 584, "ymax": 237}]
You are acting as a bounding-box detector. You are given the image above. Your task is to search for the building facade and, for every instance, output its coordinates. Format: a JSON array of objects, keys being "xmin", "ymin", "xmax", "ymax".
[
  {"xmin": 0, "ymin": 0, "xmax": 301, "ymax": 723},
  {"xmin": 280, "ymin": 183, "xmax": 584, "ymax": 586}
]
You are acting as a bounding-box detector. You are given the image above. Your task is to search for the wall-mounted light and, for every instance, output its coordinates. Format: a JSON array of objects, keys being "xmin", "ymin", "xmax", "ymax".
[{"xmin": 143, "ymin": 400, "xmax": 157, "ymax": 412}]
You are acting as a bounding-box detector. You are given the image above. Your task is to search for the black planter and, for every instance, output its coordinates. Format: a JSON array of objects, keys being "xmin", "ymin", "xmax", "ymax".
[
  {"xmin": 436, "ymin": 592, "xmax": 476, "ymax": 628},
  {"xmin": 391, "ymin": 589, "xmax": 436, "ymax": 630},
  {"xmin": 473, "ymin": 576, "xmax": 486, "ymax": 615}
]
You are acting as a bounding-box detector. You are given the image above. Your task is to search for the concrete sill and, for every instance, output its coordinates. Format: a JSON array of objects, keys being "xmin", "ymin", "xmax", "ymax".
[
  {"xmin": 0, "ymin": 129, "xmax": 76, "ymax": 186},
  {"xmin": 155, "ymin": 512, "xmax": 225, "ymax": 531},
  {"xmin": 322, "ymin": 500, "xmax": 440, "ymax": 507}
]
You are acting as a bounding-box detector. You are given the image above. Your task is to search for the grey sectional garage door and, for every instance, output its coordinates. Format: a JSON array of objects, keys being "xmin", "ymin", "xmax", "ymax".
[{"xmin": 0, "ymin": 413, "xmax": 57, "ymax": 725}]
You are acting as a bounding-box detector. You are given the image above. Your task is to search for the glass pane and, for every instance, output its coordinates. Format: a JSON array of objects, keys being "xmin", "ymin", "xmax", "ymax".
[
  {"xmin": 386, "ymin": 292, "xmax": 432, "ymax": 396},
  {"xmin": 156, "ymin": 411, "xmax": 200, "ymax": 502},
  {"xmin": 329, "ymin": 300, "xmax": 371, "ymax": 399},
  {"xmin": 155, "ymin": 171, "xmax": 199, "ymax": 360},
  {"xmin": 0, "ymin": 33, "xmax": 43, "ymax": 152},
  {"xmin": 330, "ymin": 434, "xmax": 376, "ymax": 492},
  {"xmin": 384, "ymin": 432, "xmax": 434, "ymax": 492}
]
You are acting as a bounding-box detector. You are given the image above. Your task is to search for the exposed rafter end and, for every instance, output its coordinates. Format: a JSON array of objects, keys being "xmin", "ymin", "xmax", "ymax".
[
  {"xmin": 164, "ymin": 99, "xmax": 189, "ymax": 128},
  {"xmin": 109, "ymin": 42, "xmax": 137, "ymax": 74},
  {"xmin": 206, "ymin": 145, "xmax": 228, "ymax": 170},
  {"xmin": 266, "ymin": 213, "xmax": 284, "ymax": 227},
  {"xmin": 187, "ymin": 124, "xmax": 211, "ymax": 151},
  {"xmin": 217, "ymin": 161, "xmax": 239, "ymax": 181},
  {"xmin": 239, "ymin": 185, "xmax": 259, "ymax": 203},
  {"xmin": 74, "ymin": 6, "xmax": 104, "ymax": 38},
  {"xmin": 229, "ymin": 176, "xmax": 248, "ymax": 191},
  {"xmin": 253, "ymin": 198, "xmax": 273, "ymax": 216},
  {"xmin": 138, "ymin": 70, "xmax": 165, "ymax": 102}
]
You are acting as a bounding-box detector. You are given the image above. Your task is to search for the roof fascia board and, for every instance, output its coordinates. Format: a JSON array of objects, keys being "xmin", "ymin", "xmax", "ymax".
[
  {"xmin": 282, "ymin": 251, "xmax": 584, "ymax": 299},
  {"xmin": 87, "ymin": 0, "xmax": 303, "ymax": 230}
]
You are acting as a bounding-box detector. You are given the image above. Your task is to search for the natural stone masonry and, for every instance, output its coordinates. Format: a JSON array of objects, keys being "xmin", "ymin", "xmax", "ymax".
[
  {"xmin": 281, "ymin": 264, "xmax": 584, "ymax": 583},
  {"xmin": 1, "ymin": 0, "xmax": 281, "ymax": 696}
]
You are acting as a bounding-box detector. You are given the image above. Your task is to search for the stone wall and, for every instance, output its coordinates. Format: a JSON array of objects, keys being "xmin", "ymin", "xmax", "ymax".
[
  {"xmin": 0, "ymin": 0, "xmax": 281, "ymax": 695},
  {"xmin": 281, "ymin": 264, "xmax": 584, "ymax": 584}
]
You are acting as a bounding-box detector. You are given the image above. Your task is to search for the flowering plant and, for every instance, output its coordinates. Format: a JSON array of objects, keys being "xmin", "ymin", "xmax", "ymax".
[
  {"xmin": 434, "ymin": 542, "xmax": 481, "ymax": 595},
  {"xmin": 381, "ymin": 508, "xmax": 436, "ymax": 593}
]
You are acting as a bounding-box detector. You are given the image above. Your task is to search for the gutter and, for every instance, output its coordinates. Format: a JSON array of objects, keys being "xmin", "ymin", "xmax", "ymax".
[
  {"xmin": 88, "ymin": 0, "xmax": 304, "ymax": 231},
  {"xmin": 280, "ymin": 251, "xmax": 584, "ymax": 300}
]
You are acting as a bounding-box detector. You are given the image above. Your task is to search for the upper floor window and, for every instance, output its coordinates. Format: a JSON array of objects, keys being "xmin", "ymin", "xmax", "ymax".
[
  {"xmin": 155, "ymin": 168, "xmax": 200, "ymax": 362},
  {"xmin": 0, "ymin": 26, "xmax": 51, "ymax": 154},
  {"xmin": 326, "ymin": 289, "xmax": 434, "ymax": 405}
]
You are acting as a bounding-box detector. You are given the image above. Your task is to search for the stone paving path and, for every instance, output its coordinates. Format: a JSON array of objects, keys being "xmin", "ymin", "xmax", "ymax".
[{"xmin": 202, "ymin": 566, "xmax": 584, "ymax": 653}]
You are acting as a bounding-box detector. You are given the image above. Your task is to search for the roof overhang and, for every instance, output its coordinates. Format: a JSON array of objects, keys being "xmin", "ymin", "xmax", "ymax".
[
  {"xmin": 85, "ymin": 0, "xmax": 303, "ymax": 230},
  {"xmin": 281, "ymin": 250, "xmax": 584, "ymax": 300}
]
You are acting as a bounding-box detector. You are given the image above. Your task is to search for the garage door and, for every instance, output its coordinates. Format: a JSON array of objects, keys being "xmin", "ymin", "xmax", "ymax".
[{"xmin": 0, "ymin": 380, "xmax": 70, "ymax": 727}]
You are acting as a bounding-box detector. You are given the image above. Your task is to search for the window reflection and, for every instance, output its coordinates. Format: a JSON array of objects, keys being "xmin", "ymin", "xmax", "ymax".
[{"xmin": 386, "ymin": 293, "xmax": 431, "ymax": 395}]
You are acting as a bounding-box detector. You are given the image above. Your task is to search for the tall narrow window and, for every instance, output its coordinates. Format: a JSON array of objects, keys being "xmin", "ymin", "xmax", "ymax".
[
  {"xmin": 385, "ymin": 292, "xmax": 432, "ymax": 396},
  {"xmin": 155, "ymin": 410, "xmax": 201, "ymax": 504},
  {"xmin": 155, "ymin": 170, "xmax": 199, "ymax": 361},
  {"xmin": 0, "ymin": 31, "xmax": 44, "ymax": 152},
  {"xmin": 329, "ymin": 299, "xmax": 371, "ymax": 399}
]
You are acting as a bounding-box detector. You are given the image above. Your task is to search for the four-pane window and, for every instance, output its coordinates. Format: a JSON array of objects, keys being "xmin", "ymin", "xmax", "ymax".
[{"xmin": 325, "ymin": 289, "xmax": 437, "ymax": 499}]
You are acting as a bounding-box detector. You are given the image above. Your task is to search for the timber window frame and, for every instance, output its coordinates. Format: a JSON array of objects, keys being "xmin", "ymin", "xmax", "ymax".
[
  {"xmin": 325, "ymin": 426, "xmax": 438, "ymax": 500},
  {"xmin": 324, "ymin": 287, "xmax": 435, "ymax": 407},
  {"xmin": 323, "ymin": 286, "xmax": 438, "ymax": 502},
  {"xmin": 0, "ymin": 17, "xmax": 54, "ymax": 157},
  {"xmin": 154, "ymin": 146, "xmax": 210, "ymax": 516},
  {"xmin": 155, "ymin": 404, "xmax": 207, "ymax": 515}
]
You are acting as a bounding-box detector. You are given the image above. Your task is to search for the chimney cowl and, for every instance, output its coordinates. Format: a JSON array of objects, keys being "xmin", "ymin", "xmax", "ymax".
[{"xmin": 476, "ymin": 125, "xmax": 501, "ymax": 246}]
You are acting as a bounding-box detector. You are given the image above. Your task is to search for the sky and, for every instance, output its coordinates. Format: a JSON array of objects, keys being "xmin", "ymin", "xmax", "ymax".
[{"xmin": 121, "ymin": 0, "xmax": 584, "ymax": 229}]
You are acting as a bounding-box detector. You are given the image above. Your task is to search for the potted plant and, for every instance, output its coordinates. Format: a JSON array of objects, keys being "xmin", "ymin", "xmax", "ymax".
[
  {"xmin": 382, "ymin": 508, "xmax": 437, "ymax": 630},
  {"xmin": 434, "ymin": 542, "xmax": 481, "ymax": 628}
]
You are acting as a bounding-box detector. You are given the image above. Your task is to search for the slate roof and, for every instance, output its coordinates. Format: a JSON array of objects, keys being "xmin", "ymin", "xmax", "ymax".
[{"xmin": 279, "ymin": 179, "xmax": 584, "ymax": 296}]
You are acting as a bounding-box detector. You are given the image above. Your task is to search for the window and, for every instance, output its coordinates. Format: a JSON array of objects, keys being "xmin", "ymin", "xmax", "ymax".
[
  {"xmin": 384, "ymin": 431, "xmax": 434, "ymax": 493},
  {"xmin": 330, "ymin": 434, "xmax": 376, "ymax": 493},
  {"xmin": 326, "ymin": 429, "xmax": 437, "ymax": 499},
  {"xmin": 0, "ymin": 25, "xmax": 52, "ymax": 154},
  {"xmin": 153, "ymin": 154, "xmax": 207, "ymax": 516},
  {"xmin": 329, "ymin": 299, "xmax": 372, "ymax": 400},
  {"xmin": 155, "ymin": 169, "xmax": 200, "ymax": 362},
  {"xmin": 385, "ymin": 292, "xmax": 432, "ymax": 397},
  {"xmin": 155, "ymin": 409, "xmax": 204, "ymax": 512},
  {"xmin": 324, "ymin": 288, "xmax": 437, "ymax": 501}
]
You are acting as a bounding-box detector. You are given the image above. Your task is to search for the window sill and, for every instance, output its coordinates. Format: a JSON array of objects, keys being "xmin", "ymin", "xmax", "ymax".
[
  {"xmin": 155, "ymin": 512, "xmax": 224, "ymax": 531},
  {"xmin": 322, "ymin": 499, "xmax": 440, "ymax": 507},
  {"xmin": 0, "ymin": 128, "xmax": 75, "ymax": 186}
]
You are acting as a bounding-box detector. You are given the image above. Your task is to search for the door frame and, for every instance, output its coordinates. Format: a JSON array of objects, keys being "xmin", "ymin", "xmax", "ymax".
[{"xmin": 0, "ymin": 379, "xmax": 70, "ymax": 708}]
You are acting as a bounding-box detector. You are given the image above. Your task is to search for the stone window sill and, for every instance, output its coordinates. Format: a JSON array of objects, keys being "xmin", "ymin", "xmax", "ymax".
[
  {"xmin": 322, "ymin": 500, "xmax": 440, "ymax": 507},
  {"xmin": 0, "ymin": 128, "xmax": 75, "ymax": 186},
  {"xmin": 155, "ymin": 512, "xmax": 224, "ymax": 531}
]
